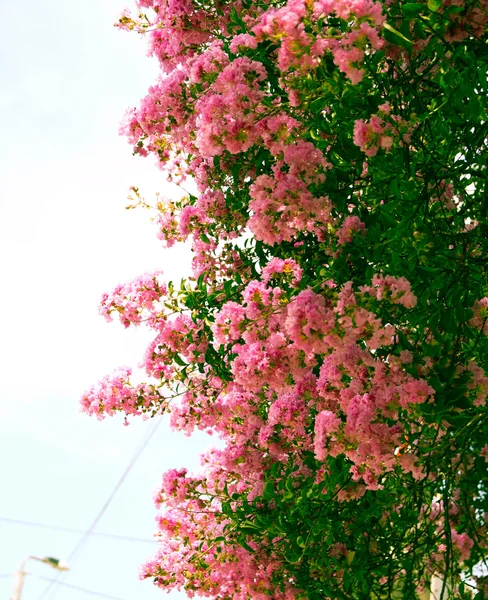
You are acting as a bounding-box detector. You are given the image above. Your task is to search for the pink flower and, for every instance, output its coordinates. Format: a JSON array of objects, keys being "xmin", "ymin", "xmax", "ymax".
[
  {"xmin": 249, "ymin": 171, "xmax": 332, "ymax": 244},
  {"xmin": 285, "ymin": 289, "xmax": 335, "ymax": 354},
  {"xmin": 80, "ymin": 368, "xmax": 164, "ymax": 419},
  {"xmin": 451, "ymin": 530, "xmax": 474, "ymax": 561},
  {"xmin": 336, "ymin": 216, "xmax": 366, "ymax": 245},
  {"xmin": 314, "ymin": 410, "xmax": 342, "ymax": 460},
  {"xmin": 362, "ymin": 275, "xmax": 417, "ymax": 309},
  {"xmin": 99, "ymin": 271, "xmax": 167, "ymax": 328},
  {"xmin": 470, "ymin": 297, "xmax": 488, "ymax": 334},
  {"xmin": 353, "ymin": 111, "xmax": 410, "ymax": 155},
  {"xmin": 229, "ymin": 33, "xmax": 258, "ymax": 53},
  {"xmin": 261, "ymin": 258, "xmax": 303, "ymax": 286},
  {"xmin": 212, "ymin": 301, "xmax": 247, "ymax": 345}
]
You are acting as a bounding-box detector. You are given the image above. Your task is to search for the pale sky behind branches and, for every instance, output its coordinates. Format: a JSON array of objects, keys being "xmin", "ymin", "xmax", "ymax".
[{"xmin": 0, "ymin": 2, "xmax": 209, "ymax": 599}]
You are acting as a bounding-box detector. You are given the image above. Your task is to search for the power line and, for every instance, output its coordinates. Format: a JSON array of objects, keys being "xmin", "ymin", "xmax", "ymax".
[
  {"xmin": 32, "ymin": 575, "xmax": 130, "ymax": 600},
  {"xmin": 67, "ymin": 417, "xmax": 162, "ymax": 561},
  {"xmin": 0, "ymin": 517, "xmax": 157, "ymax": 544},
  {"xmin": 36, "ymin": 417, "xmax": 162, "ymax": 600}
]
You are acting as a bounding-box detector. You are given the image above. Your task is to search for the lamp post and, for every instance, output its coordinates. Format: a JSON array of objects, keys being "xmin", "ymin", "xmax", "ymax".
[{"xmin": 10, "ymin": 556, "xmax": 69, "ymax": 600}]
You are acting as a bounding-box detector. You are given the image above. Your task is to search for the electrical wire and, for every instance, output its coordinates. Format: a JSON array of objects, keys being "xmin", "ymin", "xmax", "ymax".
[
  {"xmin": 0, "ymin": 573, "xmax": 12, "ymax": 578},
  {"xmin": 32, "ymin": 575, "xmax": 130, "ymax": 600},
  {"xmin": 35, "ymin": 417, "xmax": 162, "ymax": 600},
  {"xmin": 0, "ymin": 517, "xmax": 157, "ymax": 544}
]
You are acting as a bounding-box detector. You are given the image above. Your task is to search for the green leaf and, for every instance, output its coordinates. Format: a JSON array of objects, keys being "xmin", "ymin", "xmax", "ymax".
[
  {"xmin": 402, "ymin": 2, "xmax": 425, "ymax": 15},
  {"xmin": 240, "ymin": 526, "xmax": 260, "ymax": 535},
  {"xmin": 263, "ymin": 481, "xmax": 275, "ymax": 501},
  {"xmin": 383, "ymin": 22, "xmax": 413, "ymax": 50},
  {"xmin": 238, "ymin": 539, "xmax": 255, "ymax": 553},
  {"xmin": 241, "ymin": 520, "xmax": 261, "ymax": 532},
  {"xmin": 309, "ymin": 97, "xmax": 328, "ymax": 114},
  {"xmin": 440, "ymin": 309, "xmax": 457, "ymax": 334},
  {"xmin": 427, "ymin": 0, "xmax": 442, "ymax": 11},
  {"xmin": 397, "ymin": 330, "xmax": 413, "ymax": 350},
  {"xmin": 173, "ymin": 354, "xmax": 187, "ymax": 367},
  {"xmin": 455, "ymin": 304, "xmax": 466, "ymax": 322}
]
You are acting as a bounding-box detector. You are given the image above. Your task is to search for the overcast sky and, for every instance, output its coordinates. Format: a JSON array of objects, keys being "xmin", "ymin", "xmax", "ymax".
[{"xmin": 0, "ymin": 2, "xmax": 209, "ymax": 599}]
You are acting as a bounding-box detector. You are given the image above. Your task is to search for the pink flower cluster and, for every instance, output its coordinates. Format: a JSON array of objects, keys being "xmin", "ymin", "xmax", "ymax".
[
  {"xmin": 144, "ymin": 439, "xmax": 304, "ymax": 598},
  {"xmin": 118, "ymin": 0, "xmax": 221, "ymax": 73},
  {"xmin": 211, "ymin": 301, "xmax": 246, "ymax": 345},
  {"xmin": 205, "ymin": 268, "xmax": 432, "ymax": 490},
  {"xmin": 314, "ymin": 410, "xmax": 342, "ymax": 460},
  {"xmin": 195, "ymin": 58, "xmax": 267, "ymax": 157},
  {"xmin": 158, "ymin": 314, "xmax": 209, "ymax": 364},
  {"xmin": 336, "ymin": 215, "xmax": 366, "ymax": 245},
  {"xmin": 261, "ymin": 257, "xmax": 303, "ymax": 286},
  {"xmin": 312, "ymin": 342, "xmax": 433, "ymax": 489},
  {"xmin": 99, "ymin": 271, "xmax": 167, "ymax": 327},
  {"xmin": 462, "ymin": 360, "xmax": 488, "ymax": 407},
  {"xmin": 360, "ymin": 274, "xmax": 418, "ymax": 309},
  {"xmin": 249, "ymin": 169, "xmax": 332, "ymax": 244},
  {"xmin": 353, "ymin": 105, "xmax": 412, "ymax": 156},
  {"xmin": 251, "ymin": 0, "xmax": 385, "ymax": 83},
  {"xmin": 120, "ymin": 68, "xmax": 194, "ymax": 162},
  {"xmin": 153, "ymin": 206, "xmax": 184, "ymax": 248},
  {"xmin": 258, "ymin": 113, "xmax": 302, "ymax": 155},
  {"xmin": 80, "ymin": 368, "xmax": 164, "ymax": 420},
  {"xmin": 470, "ymin": 297, "xmax": 488, "ymax": 334}
]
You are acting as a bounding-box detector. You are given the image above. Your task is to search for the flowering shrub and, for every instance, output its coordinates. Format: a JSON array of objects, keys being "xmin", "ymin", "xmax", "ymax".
[{"xmin": 83, "ymin": 0, "xmax": 488, "ymax": 597}]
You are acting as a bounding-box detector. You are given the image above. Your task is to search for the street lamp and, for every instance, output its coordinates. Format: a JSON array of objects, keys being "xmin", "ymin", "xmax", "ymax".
[{"xmin": 10, "ymin": 555, "xmax": 69, "ymax": 600}]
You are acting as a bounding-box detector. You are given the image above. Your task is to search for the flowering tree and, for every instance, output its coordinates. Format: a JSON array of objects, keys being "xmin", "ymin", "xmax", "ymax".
[{"xmin": 82, "ymin": 0, "xmax": 488, "ymax": 598}]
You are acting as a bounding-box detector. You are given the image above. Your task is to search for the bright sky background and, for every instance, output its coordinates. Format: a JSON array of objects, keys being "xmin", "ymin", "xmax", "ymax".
[{"xmin": 0, "ymin": 2, "xmax": 209, "ymax": 599}]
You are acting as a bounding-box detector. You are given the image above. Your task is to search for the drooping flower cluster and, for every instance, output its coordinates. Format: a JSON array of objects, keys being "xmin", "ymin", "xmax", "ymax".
[
  {"xmin": 81, "ymin": 368, "xmax": 164, "ymax": 419},
  {"xmin": 99, "ymin": 270, "xmax": 167, "ymax": 327}
]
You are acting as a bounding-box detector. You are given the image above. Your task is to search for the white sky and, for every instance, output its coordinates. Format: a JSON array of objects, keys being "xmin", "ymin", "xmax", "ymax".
[{"xmin": 0, "ymin": 2, "xmax": 209, "ymax": 599}]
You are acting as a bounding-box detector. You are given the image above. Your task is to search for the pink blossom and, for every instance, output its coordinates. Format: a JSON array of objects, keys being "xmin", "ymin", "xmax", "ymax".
[
  {"xmin": 470, "ymin": 297, "xmax": 488, "ymax": 334},
  {"xmin": 229, "ymin": 33, "xmax": 258, "ymax": 53},
  {"xmin": 261, "ymin": 258, "xmax": 303, "ymax": 286},
  {"xmin": 451, "ymin": 530, "xmax": 474, "ymax": 561},
  {"xmin": 259, "ymin": 113, "xmax": 302, "ymax": 154},
  {"xmin": 99, "ymin": 271, "xmax": 167, "ymax": 328},
  {"xmin": 314, "ymin": 410, "xmax": 342, "ymax": 460},
  {"xmin": 195, "ymin": 57, "xmax": 267, "ymax": 157},
  {"xmin": 336, "ymin": 216, "xmax": 366, "ymax": 245},
  {"xmin": 212, "ymin": 301, "xmax": 247, "ymax": 345},
  {"xmin": 249, "ymin": 171, "xmax": 332, "ymax": 244},
  {"xmin": 361, "ymin": 275, "xmax": 417, "ymax": 309},
  {"xmin": 80, "ymin": 368, "xmax": 164, "ymax": 419},
  {"xmin": 285, "ymin": 289, "xmax": 336, "ymax": 354},
  {"xmin": 282, "ymin": 140, "xmax": 330, "ymax": 184},
  {"xmin": 353, "ymin": 111, "xmax": 410, "ymax": 155}
]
